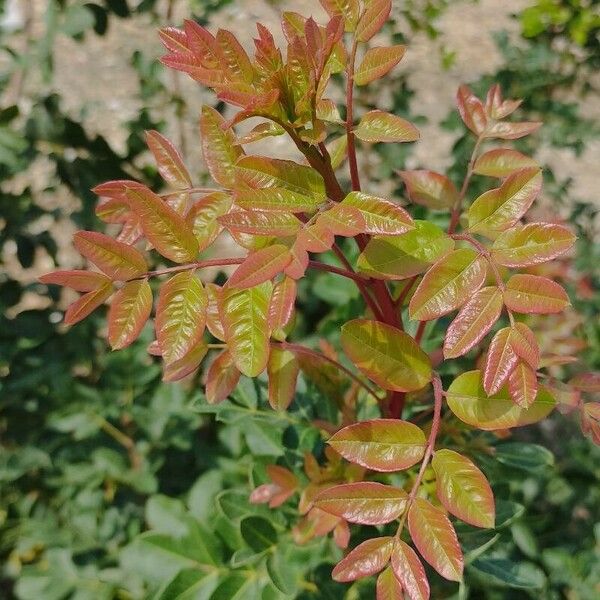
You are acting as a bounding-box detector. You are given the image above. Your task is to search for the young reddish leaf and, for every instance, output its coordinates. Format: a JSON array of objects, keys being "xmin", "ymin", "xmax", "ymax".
[
  {"xmin": 39, "ymin": 270, "xmax": 111, "ymax": 292},
  {"xmin": 216, "ymin": 28, "xmax": 254, "ymax": 83},
  {"xmin": 318, "ymin": 204, "xmax": 366, "ymax": 237},
  {"xmin": 583, "ymin": 403, "xmax": 600, "ymax": 445},
  {"xmin": 319, "ymin": 0, "xmax": 359, "ymax": 32},
  {"xmin": 155, "ymin": 270, "xmax": 207, "ymax": 364},
  {"xmin": 503, "ymin": 274, "xmax": 570, "ymax": 314},
  {"xmin": 409, "ymin": 249, "xmax": 487, "ymax": 321},
  {"xmin": 398, "ymin": 170, "xmax": 458, "ymax": 210},
  {"xmin": 456, "ymin": 85, "xmax": 487, "ymax": 135},
  {"xmin": 218, "ymin": 210, "xmax": 302, "ymax": 237},
  {"xmin": 199, "ymin": 105, "xmax": 244, "ymax": 188},
  {"xmin": 356, "ymin": 0, "xmax": 392, "ymax": 42},
  {"xmin": 234, "ymin": 187, "xmax": 321, "ymax": 213},
  {"xmin": 509, "ymin": 362, "xmax": 538, "ymax": 408},
  {"xmin": 357, "ymin": 221, "xmax": 454, "ymax": 280},
  {"xmin": 354, "ymin": 110, "xmax": 419, "ymax": 143},
  {"xmin": 205, "ymin": 283, "xmax": 226, "ymax": 341},
  {"xmin": 327, "ymin": 134, "xmax": 348, "ymax": 170},
  {"xmin": 186, "ymin": 192, "xmax": 233, "ymax": 251},
  {"xmin": 285, "ymin": 244, "xmax": 309, "ymax": 280},
  {"xmin": 570, "ymin": 372, "xmax": 600, "ymax": 393},
  {"xmin": 236, "ymin": 121, "xmax": 285, "ymax": 145},
  {"xmin": 473, "ymin": 149, "xmax": 538, "ymax": 178},
  {"xmin": 468, "ymin": 168, "xmax": 542, "ymax": 236},
  {"xmin": 408, "ymin": 497, "xmax": 464, "ymax": 581},
  {"xmin": 432, "ymin": 449, "xmax": 495, "ymax": 529},
  {"xmin": 125, "ymin": 186, "xmax": 199, "ymax": 263},
  {"xmin": 510, "ymin": 323, "xmax": 540, "ymax": 369},
  {"xmin": 158, "ymin": 26, "xmax": 188, "ymax": 53},
  {"xmin": 316, "ymin": 99, "xmax": 343, "ymax": 124},
  {"xmin": 484, "ymin": 327, "xmax": 519, "ymax": 395},
  {"xmin": 484, "ymin": 84, "xmax": 521, "ymax": 119},
  {"xmin": 484, "ymin": 121, "xmax": 542, "ymax": 140},
  {"xmin": 341, "ymin": 192, "xmax": 414, "ymax": 235},
  {"xmin": 95, "ymin": 197, "xmax": 130, "ymax": 224},
  {"xmin": 73, "ymin": 231, "xmax": 147, "ymax": 281},
  {"xmin": 376, "ymin": 567, "xmax": 403, "ymax": 600},
  {"xmin": 341, "ymin": 319, "xmax": 432, "ymax": 392},
  {"xmin": 327, "ymin": 419, "xmax": 426, "ymax": 472},
  {"xmin": 227, "ymin": 245, "xmax": 291, "ymax": 290},
  {"xmin": 296, "ymin": 222, "xmax": 335, "ymax": 254},
  {"xmin": 221, "ymin": 282, "xmax": 272, "ymax": 377},
  {"xmin": 251, "ymin": 464, "xmax": 299, "ymax": 508},
  {"xmin": 355, "ymin": 45, "xmax": 406, "ymax": 86},
  {"xmin": 444, "ymin": 286, "xmax": 503, "ymax": 359},
  {"xmin": 332, "ymin": 537, "xmax": 395, "ymax": 582},
  {"xmin": 267, "ymin": 347, "xmax": 299, "ymax": 411},
  {"xmin": 446, "ymin": 370, "xmax": 555, "ymax": 430},
  {"xmin": 235, "ymin": 155, "xmax": 326, "ymax": 199},
  {"xmin": 205, "ymin": 350, "xmax": 240, "ymax": 404},
  {"xmin": 145, "ymin": 130, "xmax": 192, "ymax": 190},
  {"xmin": 391, "ymin": 540, "xmax": 430, "ymax": 600},
  {"xmin": 162, "ymin": 341, "xmax": 208, "ymax": 382},
  {"xmin": 268, "ymin": 276, "xmax": 296, "ymax": 332},
  {"xmin": 107, "ymin": 280, "xmax": 153, "ymax": 350},
  {"xmin": 491, "ymin": 222, "xmax": 575, "ymax": 267},
  {"xmin": 314, "ymin": 482, "xmax": 408, "ymax": 525},
  {"xmin": 64, "ymin": 284, "xmax": 113, "ymax": 325}
]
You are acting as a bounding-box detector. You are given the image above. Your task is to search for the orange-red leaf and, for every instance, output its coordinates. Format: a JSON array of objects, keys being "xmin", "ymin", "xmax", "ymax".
[
  {"xmin": 484, "ymin": 121, "xmax": 542, "ymax": 140},
  {"xmin": 355, "ymin": 45, "xmax": 406, "ymax": 86},
  {"xmin": 218, "ymin": 211, "xmax": 301, "ymax": 236},
  {"xmin": 327, "ymin": 419, "xmax": 426, "ymax": 472},
  {"xmin": 64, "ymin": 284, "xmax": 113, "ymax": 325},
  {"xmin": 376, "ymin": 566, "xmax": 404, "ymax": 600},
  {"xmin": 125, "ymin": 186, "xmax": 198, "ymax": 263},
  {"xmin": 234, "ymin": 187, "xmax": 321, "ymax": 213},
  {"xmin": 355, "ymin": 0, "xmax": 391, "ymax": 42},
  {"xmin": 443, "ymin": 286, "xmax": 503, "ymax": 359},
  {"xmin": 355, "ymin": 110, "xmax": 419, "ymax": 143},
  {"xmin": 483, "ymin": 327, "xmax": 519, "ymax": 395},
  {"xmin": 39, "ymin": 270, "xmax": 111, "ymax": 292},
  {"xmin": 510, "ymin": 323, "xmax": 540, "ymax": 369},
  {"xmin": 268, "ymin": 276, "xmax": 296, "ymax": 332},
  {"xmin": 407, "ymin": 497, "xmax": 464, "ymax": 581},
  {"xmin": 468, "ymin": 167, "xmax": 542, "ymax": 236},
  {"xmin": 205, "ymin": 350, "xmax": 240, "ymax": 404},
  {"xmin": 473, "ymin": 148, "xmax": 538, "ymax": 178},
  {"xmin": 73, "ymin": 231, "xmax": 147, "ymax": 281},
  {"xmin": 199, "ymin": 105, "xmax": 244, "ymax": 187},
  {"xmin": 145, "ymin": 130, "xmax": 192, "ymax": 189},
  {"xmin": 318, "ymin": 204, "xmax": 365, "ymax": 237},
  {"xmin": 391, "ymin": 540, "xmax": 429, "ymax": 600},
  {"xmin": 162, "ymin": 341, "xmax": 208, "ymax": 382},
  {"xmin": 156, "ymin": 270, "xmax": 207, "ymax": 365},
  {"xmin": 398, "ymin": 170, "xmax": 458, "ymax": 210},
  {"xmin": 504, "ymin": 274, "xmax": 570, "ymax": 314},
  {"xmin": 456, "ymin": 85, "xmax": 487, "ymax": 135},
  {"xmin": 216, "ymin": 28, "xmax": 254, "ymax": 83},
  {"xmin": 319, "ymin": 0, "xmax": 359, "ymax": 32},
  {"xmin": 267, "ymin": 347, "xmax": 299, "ymax": 411},
  {"xmin": 341, "ymin": 192, "xmax": 414, "ymax": 235},
  {"xmin": 227, "ymin": 245, "xmax": 291, "ymax": 290},
  {"xmin": 315, "ymin": 483, "xmax": 408, "ymax": 525},
  {"xmin": 508, "ymin": 362, "xmax": 538, "ymax": 408},
  {"xmin": 409, "ymin": 249, "xmax": 487, "ymax": 321},
  {"xmin": 332, "ymin": 537, "xmax": 394, "ymax": 582},
  {"xmin": 186, "ymin": 192, "xmax": 233, "ymax": 252},
  {"xmin": 107, "ymin": 279, "xmax": 152, "ymax": 350},
  {"xmin": 432, "ymin": 449, "xmax": 495, "ymax": 529},
  {"xmin": 205, "ymin": 283, "xmax": 225, "ymax": 341}
]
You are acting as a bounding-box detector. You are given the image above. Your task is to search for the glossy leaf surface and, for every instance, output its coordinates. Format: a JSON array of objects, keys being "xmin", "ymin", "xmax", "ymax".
[
  {"xmin": 354, "ymin": 110, "xmax": 419, "ymax": 143},
  {"xmin": 268, "ymin": 276, "xmax": 296, "ymax": 332},
  {"xmin": 376, "ymin": 567, "xmax": 404, "ymax": 600},
  {"xmin": 391, "ymin": 540, "xmax": 429, "ymax": 600},
  {"xmin": 503, "ymin": 275, "xmax": 570, "ymax": 314},
  {"xmin": 484, "ymin": 327, "xmax": 519, "ymax": 395},
  {"xmin": 355, "ymin": 45, "xmax": 406, "ymax": 86},
  {"xmin": 509, "ymin": 362, "xmax": 538, "ymax": 408},
  {"xmin": 234, "ymin": 187, "xmax": 321, "ymax": 213},
  {"xmin": 473, "ymin": 149, "xmax": 538, "ymax": 178},
  {"xmin": 332, "ymin": 537, "xmax": 394, "ymax": 582},
  {"xmin": 64, "ymin": 284, "xmax": 113, "ymax": 325},
  {"xmin": 108, "ymin": 280, "xmax": 152, "ymax": 350},
  {"xmin": 267, "ymin": 347, "xmax": 299, "ymax": 411},
  {"xmin": 398, "ymin": 170, "xmax": 458, "ymax": 210},
  {"xmin": 355, "ymin": 0, "xmax": 391, "ymax": 41},
  {"xmin": 341, "ymin": 192, "xmax": 414, "ymax": 235},
  {"xmin": 218, "ymin": 211, "xmax": 301, "ymax": 236},
  {"xmin": 39, "ymin": 270, "xmax": 111, "ymax": 292},
  {"xmin": 145, "ymin": 130, "xmax": 192, "ymax": 189},
  {"xmin": 186, "ymin": 192, "xmax": 232, "ymax": 252},
  {"xmin": 227, "ymin": 245, "xmax": 291, "ymax": 290},
  {"xmin": 205, "ymin": 350, "xmax": 240, "ymax": 404}
]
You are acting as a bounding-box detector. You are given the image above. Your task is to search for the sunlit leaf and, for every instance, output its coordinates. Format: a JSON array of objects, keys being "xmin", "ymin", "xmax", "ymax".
[
  {"xmin": 199, "ymin": 105, "xmax": 244, "ymax": 187},
  {"xmin": 391, "ymin": 540, "xmax": 429, "ymax": 600},
  {"xmin": 376, "ymin": 566, "xmax": 404, "ymax": 600},
  {"xmin": 491, "ymin": 222, "xmax": 575, "ymax": 267},
  {"xmin": 484, "ymin": 327, "xmax": 519, "ymax": 395},
  {"xmin": 315, "ymin": 482, "xmax": 408, "ymax": 525},
  {"xmin": 398, "ymin": 170, "xmax": 458, "ymax": 210},
  {"xmin": 484, "ymin": 121, "xmax": 542, "ymax": 140},
  {"xmin": 125, "ymin": 186, "xmax": 199, "ymax": 263},
  {"xmin": 332, "ymin": 537, "xmax": 394, "ymax": 582},
  {"xmin": 432, "ymin": 449, "xmax": 495, "ymax": 529},
  {"xmin": 319, "ymin": 0, "xmax": 359, "ymax": 31},
  {"xmin": 216, "ymin": 28, "xmax": 254, "ymax": 83},
  {"xmin": 444, "ymin": 286, "xmax": 503, "ymax": 359},
  {"xmin": 355, "ymin": 110, "xmax": 419, "ymax": 143},
  {"xmin": 446, "ymin": 370, "xmax": 555, "ymax": 430},
  {"xmin": 409, "ymin": 249, "xmax": 487, "ymax": 321},
  {"xmin": 186, "ymin": 192, "xmax": 233, "ymax": 252},
  {"xmin": 268, "ymin": 276, "xmax": 296, "ymax": 332},
  {"xmin": 327, "ymin": 419, "xmax": 426, "ymax": 472},
  {"xmin": 341, "ymin": 192, "xmax": 414, "ymax": 235},
  {"xmin": 221, "ymin": 282, "xmax": 272, "ymax": 377},
  {"xmin": 341, "ymin": 319, "xmax": 432, "ymax": 392},
  {"xmin": 267, "ymin": 347, "xmax": 299, "ymax": 411},
  {"xmin": 355, "ymin": 45, "xmax": 406, "ymax": 86},
  {"xmin": 64, "ymin": 283, "xmax": 113, "ymax": 325},
  {"xmin": 468, "ymin": 168, "xmax": 542, "ymax": 236},
  {"xmin": 73, "ymin": 231, "xmax": 147, "ymax": 280},
  {"xmin": 234, "ymin": 187, "xmax": 321, "ymax": 213},
  {"xmin": 456, "ymin": 85, "xmax": 487, "ymax": 135},
  {"xmin": 408, "ymin": 497, "xmax": 464, "ymax": 581},
  {"xmin": 508, "ymin": 362, "xmax": 538, "ymax": 408},
  {"xmin": 318, "ymin": 204, "xmax": 365, "ymax": 237},
  {"xmin": 503, "ymin": 274, "xmax": 570, "ymax": 314},
  {"xmin": 510, "ymin": 323, "xmax": 540, "ymax": 370},
  {"xmin": 145, "ymin": 130, "xmax": 192, "ymax": 190},
  {"xmin": 205, "ymin": 283, "xmax": 226, "ymax": 341},
  {"xmin": 205, "ymin": 350, "xmax": 240, "ymax": 404},
  {"xmin": 327, "ymin": 134, "xmax": 348, "ymax": 170},
  {"xmin": 218, "ymin": 211, "xmax": 302, "ymax": 236},
  {"xmin": 108, "ymin": 280, "xmax": 152, "ymax": 350},
  {"xmin": 39, "ymin": 270, "xmax": 111, "ymax": 292},
  {"xmin": 355, "ymin": 0, "xmax": 391, "ymax": 42},
  {"xmin": 227, "ymin": 245, "xmax": 291, "ymax": 290},
  {"xmin": 156, "ymin": 271, "xmax": 207, "ymax": 364},
  {"xmin": 357, "ymin": 221, "xmax": 454, "ymax": 280},
  {"xmin": 473, "ymin": 149, "xmax": 538, "ymax": 178}
]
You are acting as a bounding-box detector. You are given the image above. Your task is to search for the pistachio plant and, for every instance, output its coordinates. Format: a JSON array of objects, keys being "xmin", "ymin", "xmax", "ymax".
[{"xmin": 40, "ymin": 1, "xmax": 600, "ymax": 597}]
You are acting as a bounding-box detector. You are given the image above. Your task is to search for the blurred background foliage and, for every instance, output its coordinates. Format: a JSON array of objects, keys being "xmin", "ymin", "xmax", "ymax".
[{"xmin": 0, "ymin": 0, "xmax": 599, "ymax": 598}]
